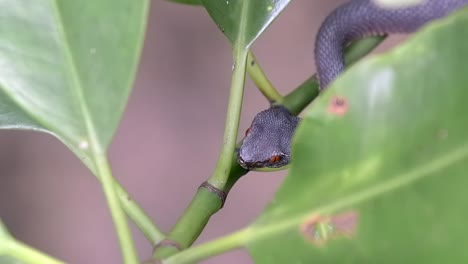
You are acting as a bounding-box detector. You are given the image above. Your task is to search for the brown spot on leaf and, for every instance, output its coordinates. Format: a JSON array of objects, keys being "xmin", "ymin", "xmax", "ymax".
[
  {"xmin": 330, "ymin": 211, "xmax": 359, "ymax": 235},
  {"xmin": 300, "ymin": 215, "xmax": 322, "ymax": 244},
  {"xmin": 300, "ymin": 211, "xmax": 359, "ymax": 246},
  {"xmin": 328, "ymin": 96, "xmax": 348, "ymax": 116}
]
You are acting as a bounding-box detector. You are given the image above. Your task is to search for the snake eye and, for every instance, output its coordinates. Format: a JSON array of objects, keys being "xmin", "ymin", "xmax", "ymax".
[
  {"xmin": 269, "ymin": 155, "xmax": 281, "ymax": 163},
  {"xmin": 245, "ymin": 127, "xmax": 252, "ymax": 137}
]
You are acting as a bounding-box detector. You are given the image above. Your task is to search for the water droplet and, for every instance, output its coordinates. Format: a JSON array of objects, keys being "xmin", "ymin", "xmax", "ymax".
[
  {"xmin": 79, "ymin": 140, "xmax": 89, "ymax": 150},
  {"xmin": 267, "ymin": 5, "xmax": 273, "ymax": 11},
  {"xmin": 232, "ymin": 63, "xmax": 236, "ymax": 71},
  {"xmin": 226, "ymin": 0, "xmax": 229, "ymax": 4}
]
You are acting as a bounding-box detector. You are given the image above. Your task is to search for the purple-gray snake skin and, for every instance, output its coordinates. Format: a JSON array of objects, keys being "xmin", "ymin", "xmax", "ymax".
[{"xmin": 315, "ymin": 0, "xmax": 468, "ymax": 89}]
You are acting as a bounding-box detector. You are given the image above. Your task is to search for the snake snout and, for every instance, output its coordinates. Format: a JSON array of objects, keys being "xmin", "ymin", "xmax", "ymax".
[
  {"xmin": 237, "ymin": 156, "xmax": 259, "ymax": 170},
  {"xmin": 237, "ymin": 156, "xmax": 249, "ymax": 169},
  {"xmin": 237, "ymin": 156, "xmax": 245, "ymax": 164}
]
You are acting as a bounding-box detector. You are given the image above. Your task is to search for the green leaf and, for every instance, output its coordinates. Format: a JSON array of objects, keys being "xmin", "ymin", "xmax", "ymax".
[
  {"xmin": 201, "ymin": 0, "xmax": 291, "ymax": 49},
  {"xmin": 0, "ymin": 220, "xmax": 12, "ymax": 260},
  {"xmin": 0, "ymin": 0, "xmax": 148, "ymax": 168},
  {"xmin": 0, "ymin": 220, "xmax": 62, "ymax": 264},
  {"xmin": 0, "ymin": 256, "xmax": 23, "ymax": 264},
  {"xmin": 246, "ymin": 8, "xmax": 468, "ymax": 263},
  {"xmin": 0, "ymin": 220, "xmax": 10, "ymax": 241},
  {"xmin": 166, "ymin": 0, "xmax": 202, "ymax": 5}
]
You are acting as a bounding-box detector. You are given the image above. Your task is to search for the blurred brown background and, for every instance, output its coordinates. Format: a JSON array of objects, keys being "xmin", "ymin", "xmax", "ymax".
[{"xmin": 0, "ymin": 1, "xmax": 402, "ymax": 263}]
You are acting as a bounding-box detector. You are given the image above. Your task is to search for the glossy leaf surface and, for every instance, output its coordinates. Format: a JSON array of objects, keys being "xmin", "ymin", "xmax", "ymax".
[
  {"xmin": 246, "ymin": 8, "xmax": 468, "ymax": 264},
  {"xmin": 201, "ymin": 0, "xmax": 291, "ymax": 48},
  {"xmin": 0, "ymin": 256, "xmax": 23, "ymax": 264},
  {"xmin": 0, "ymin": 0, "xmax": 148, "ymax": 168}
]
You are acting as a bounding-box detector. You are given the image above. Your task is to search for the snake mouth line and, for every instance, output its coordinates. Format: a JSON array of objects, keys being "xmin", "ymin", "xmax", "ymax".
[
  {"xmin": 237, "ymin": 155, "xmax": 289, "ymax": 170},
  {"xmin": 237, "ymin": 156, "xmax": 254, "ymax": 169}
]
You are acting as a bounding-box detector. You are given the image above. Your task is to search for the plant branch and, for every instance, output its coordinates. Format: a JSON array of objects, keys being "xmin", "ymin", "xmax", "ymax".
[
  {"xmin": 162, "ymin": 229, "xmax": 249, "ymax": 264},
  {"xmin": 208, "ymin": 47, "xmax": 248, "ymax": 189},
  {"xmin": 282, "ymin": 36, "xmax": 386, "ymax": 114},
  {"xmin": 115, "ymin": 182, "xmax": 165, "ymax": 244},
  {"xmin": 153, "ymin": 155, "xmax": 248, "ymax": 259},
  {"xmin": 344, "ymin": 36, "xmax": 387, "ymax": 65},
  {"xmin": 83, "ymin": 154, "xmax": 164, "ymax": 244},
  {"xmin": 247, "ymin": 50, "xmax": 283, "ymax": 103},
  {"xmin": 151, "ymin": 36, "xmax": 386, "ymax": 262},
  {"xmin": 93, "ymin": 153, "xmax": 138, "ymax": 264}
]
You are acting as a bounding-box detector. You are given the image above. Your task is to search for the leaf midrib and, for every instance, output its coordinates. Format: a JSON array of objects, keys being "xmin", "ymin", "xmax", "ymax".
[
  {"xmin": 246, "ymin": 140, "xmax": 468, "ymax": 244},
  {"xmin": 234, "ymin": 0, "xmax": 251, "ymax": 51},
  {"xmin": 51, "ymin": 0, "xmax": 102, "ymax": 152}
]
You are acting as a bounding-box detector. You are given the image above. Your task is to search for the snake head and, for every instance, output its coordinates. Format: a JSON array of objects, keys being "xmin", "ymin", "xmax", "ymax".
[{"xmin": 238, "ymin": 106, "xmax": 300, "ymax": 170}]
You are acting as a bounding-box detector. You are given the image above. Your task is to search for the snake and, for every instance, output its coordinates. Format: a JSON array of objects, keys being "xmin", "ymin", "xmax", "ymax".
[{"xmin": 237, "ymin": 0, "xmax": 468, "ymax": 170}]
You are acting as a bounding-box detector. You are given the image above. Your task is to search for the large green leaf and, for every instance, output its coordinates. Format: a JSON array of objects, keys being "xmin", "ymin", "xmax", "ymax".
[
  {"xmin": 201, "ymin": 0, "xmax": 290, "ymax": 49},
  {"xmin": 0, "ymin": 0, "xmax": 148, "ymax": 168},
  {"xmin": 0, "ymin": 221, "xmax": 20, "ymax": 263},
  {"xmin": 246, "ymin": 8, "xmax": 468, "ymax": 263},
  {"xmin": 0, "ymin": 256, "xmax": 23, "ymax": 264}
]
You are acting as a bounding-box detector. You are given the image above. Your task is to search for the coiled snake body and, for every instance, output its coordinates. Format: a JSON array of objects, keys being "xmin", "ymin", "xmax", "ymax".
[{"xmin": 238, "ymin": 0, "xmax": 468, "ymax": 170}]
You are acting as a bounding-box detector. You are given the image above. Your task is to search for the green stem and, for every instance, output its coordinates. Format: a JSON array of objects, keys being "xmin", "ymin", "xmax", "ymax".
[
  {"xmin": 152, "ymin": 188, "xmax": 221, "ymax": 259},
  {"xmin": 247, "ymin": 50, "xmax": 283, "ymax": 103},
  {"xmin": 116, "ymin": 0, "xmax": 164, "ymax": 246},
  {"xmin": 344, "ymin": 36, "xmax": 387, "ymax": 65},
  {"xmin": 152, "ymin": 36, "xmax": 387, "ymax": 262},
  {"xmin": 153, "ymin": 156, "xmax": 248, "ymax": 259},
  {"xmin": 282, "ymin": 75, "xmax": 319, "ymax": 115},
  {"xmin": 282, "ymin": 36, "xmax": 386, "ymax": 114},
  {"xmin": 163, "ymin": 229, "xmax": 249, "ymax": 264},
  {"xmin": 0, "ymin": 220, "xmax": 10, "ymax": 239},
  {"xmin": 4, "ymin": 239, "xmax": 65, "ymax": 264},
  {"xmin": 94, "ymin": 153, "xmax": 138, "ymax": 264},
  {"xmin": 155, "ymin": 4, "xmax": 251, "ymax": 259},
  {"xmin": 83, "ymin": 152, "xmax": 164, "ymax": 244},
  {"xmin": 209, "ymin": 48, "xmax": 248, "ymax": 189},
  {"xmin": 115, "ymin": 182, "xmax": 164, "ymax": 244}
]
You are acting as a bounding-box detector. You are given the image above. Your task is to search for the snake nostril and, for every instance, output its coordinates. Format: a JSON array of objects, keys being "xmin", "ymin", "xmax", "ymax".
[{"xmin": 237, "ymin": 157, "xmax": 251, "ymax": 170}]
